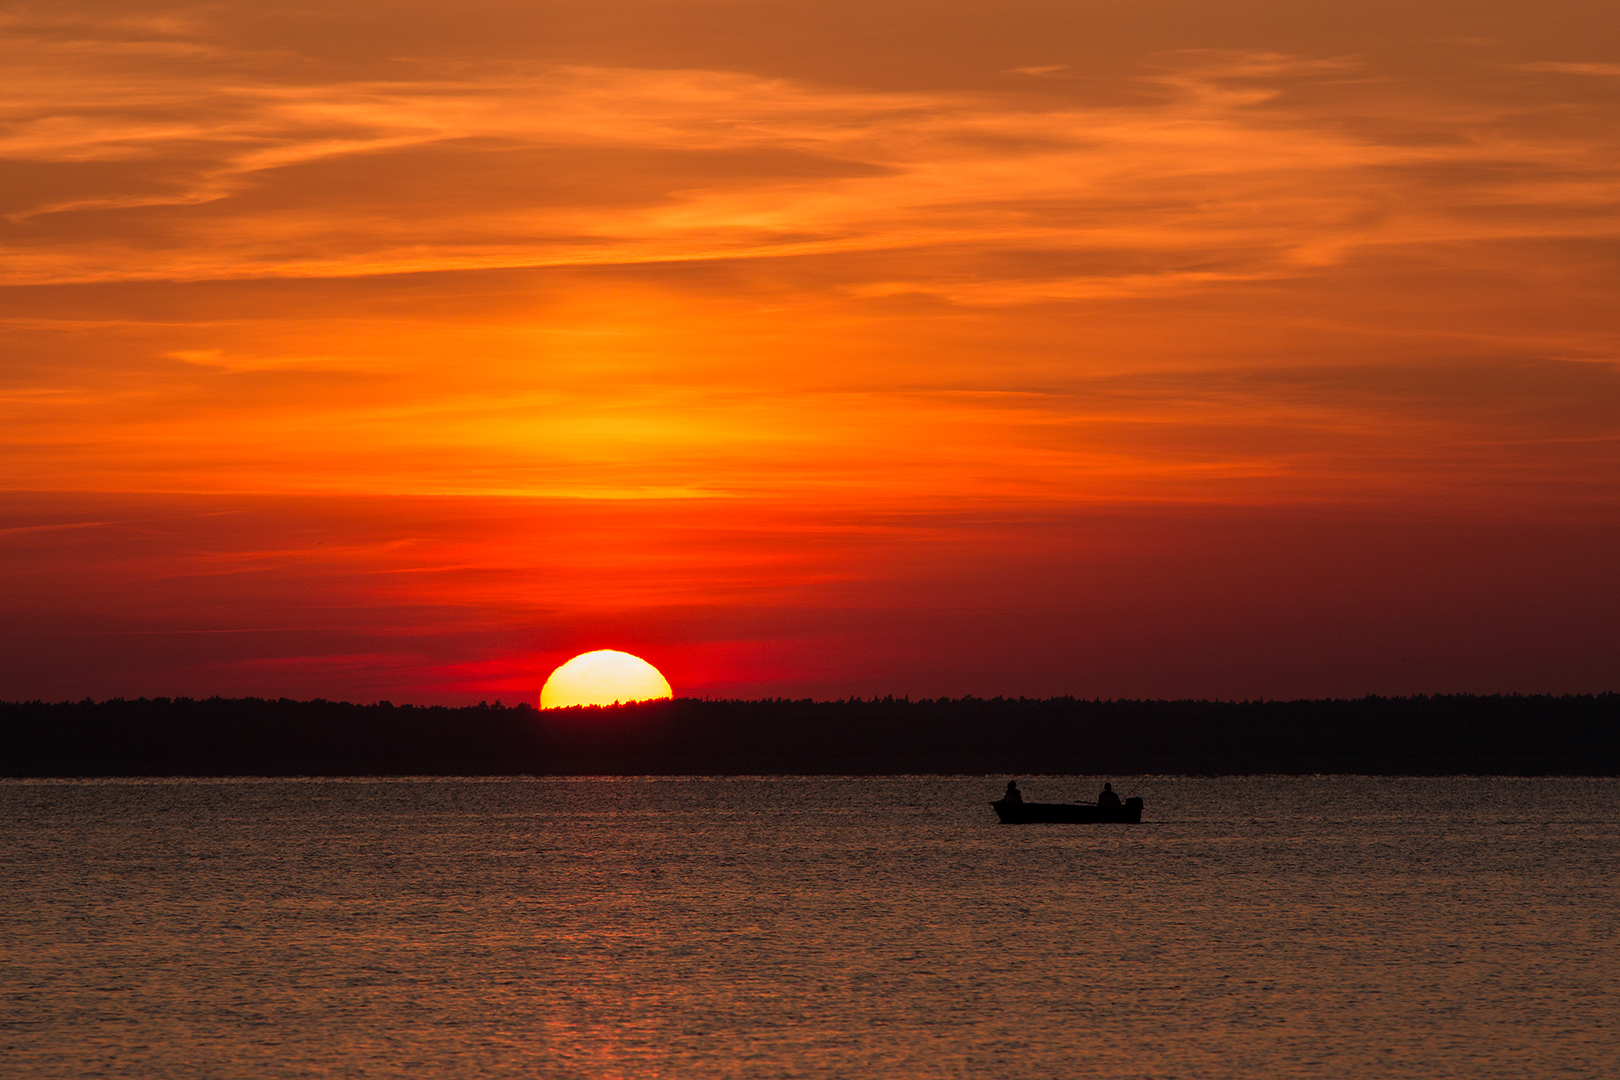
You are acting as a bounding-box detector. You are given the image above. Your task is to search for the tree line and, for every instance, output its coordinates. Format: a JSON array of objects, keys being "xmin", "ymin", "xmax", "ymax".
[{"xmin": 3, "ymin": 693, "xmax": 1616, "ymax": 776}]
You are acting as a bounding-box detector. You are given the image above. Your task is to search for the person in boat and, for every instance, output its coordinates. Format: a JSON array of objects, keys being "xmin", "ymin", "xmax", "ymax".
[
  {"xmin": 1097, "ymin": 782, "xmax": 1122, "ymax": 808},
  {"xmin": 1004, "ymin": 780, "xmax": 1024, "ymax": 804}
]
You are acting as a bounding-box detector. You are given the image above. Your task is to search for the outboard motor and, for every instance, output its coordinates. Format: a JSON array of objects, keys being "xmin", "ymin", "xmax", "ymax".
[{"xmin": 1125, "ymin": 796, "xmax": 1144, "ymax": 812}]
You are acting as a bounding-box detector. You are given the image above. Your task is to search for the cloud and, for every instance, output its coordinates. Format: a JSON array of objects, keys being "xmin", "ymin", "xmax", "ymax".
[
  {"xmin": 1517, "ymin": 61, "xmax": 1620, "ymax": 77},
  {"xmin": 0, "ymin": 15, "xmax": 1615, "ymax": 303},
  {"xmin": 2, "ymin": 6, "xmax": 1616, "ymax": 522}
]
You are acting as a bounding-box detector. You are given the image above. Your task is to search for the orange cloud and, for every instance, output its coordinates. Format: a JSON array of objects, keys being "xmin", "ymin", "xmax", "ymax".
[{"xmin": 4, "ymin": 14, "xmax": 1617, "ymax": 299}]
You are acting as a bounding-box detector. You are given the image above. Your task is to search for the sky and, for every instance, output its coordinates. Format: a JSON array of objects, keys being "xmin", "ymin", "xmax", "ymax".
[{"xmin": 3, "ymin": 0, "xmax": 1618, "ymax": 703}]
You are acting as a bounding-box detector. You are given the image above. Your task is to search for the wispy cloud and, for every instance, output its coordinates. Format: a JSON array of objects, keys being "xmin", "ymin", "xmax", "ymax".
[
  {"xmin": 1, "ymin": 7, "xmax": 1616, "ymax": 512},
  {"xmin": 2, "ymin": 15, "xmax": 1616, "ymax": 301},
  {"xmin": 1517, "ymin": 61, "xmax": 1620, "ymax": 77}
]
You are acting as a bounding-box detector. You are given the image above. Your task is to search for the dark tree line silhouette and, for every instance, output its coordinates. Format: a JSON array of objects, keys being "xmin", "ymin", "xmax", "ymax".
[{"xmin": 3, "ymin": 693, "xmax": 1616, "ymax": 776}]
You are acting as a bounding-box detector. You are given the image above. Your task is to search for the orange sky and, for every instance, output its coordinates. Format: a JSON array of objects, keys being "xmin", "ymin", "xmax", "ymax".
[{"xmin": 3, "ymin": 1, "xmax": 1618, "ymax": 702}]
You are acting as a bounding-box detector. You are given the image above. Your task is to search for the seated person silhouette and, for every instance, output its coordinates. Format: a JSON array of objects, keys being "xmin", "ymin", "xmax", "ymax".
[
  {"xmin": 1004, "ymin": 780, "xmax": 1024, "ymax": 804},
  {"xmin": 1097, "ymin": 782, "xmax": 1122, "ymax": 808}
]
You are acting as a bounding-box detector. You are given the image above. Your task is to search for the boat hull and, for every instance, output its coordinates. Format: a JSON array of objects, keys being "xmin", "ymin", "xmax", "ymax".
[{"xmin": 991, "ymin": 798, "xmax": 1143, "ymax": 824}]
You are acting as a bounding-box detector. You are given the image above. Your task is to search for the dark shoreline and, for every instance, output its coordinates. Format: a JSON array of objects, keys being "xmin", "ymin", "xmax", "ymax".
[{"xmin": 4, "ymin": 694, "xmax": 1617, "ymax": 777}]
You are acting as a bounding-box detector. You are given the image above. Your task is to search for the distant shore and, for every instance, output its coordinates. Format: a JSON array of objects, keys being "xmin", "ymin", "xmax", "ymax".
[{"xmin": 3, "ymin": 694, "xmax": 1616, "ymax": 777}]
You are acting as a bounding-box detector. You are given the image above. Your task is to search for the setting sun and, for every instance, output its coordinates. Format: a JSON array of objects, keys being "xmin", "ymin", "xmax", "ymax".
[{"xmin": 540, "ymin": 650, "xmax": 673, "ymax": 708}]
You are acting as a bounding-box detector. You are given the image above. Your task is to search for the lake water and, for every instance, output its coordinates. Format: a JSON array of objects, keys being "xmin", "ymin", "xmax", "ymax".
[{"xmin": 2, "ymin": 776, "xmax": 1616, "ymax": 1078}]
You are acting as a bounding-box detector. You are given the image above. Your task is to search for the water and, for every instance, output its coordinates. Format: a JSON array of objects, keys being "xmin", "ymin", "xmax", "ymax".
[{"xmin": 2, "ymin": 776, "xmax": 1616, "ymax": 1078}]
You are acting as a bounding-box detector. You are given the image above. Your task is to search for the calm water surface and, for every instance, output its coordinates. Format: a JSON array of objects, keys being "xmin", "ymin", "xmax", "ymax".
[{"xmin": 2, "ymin": 776, "xmax": 1616, "ymax": 1078}]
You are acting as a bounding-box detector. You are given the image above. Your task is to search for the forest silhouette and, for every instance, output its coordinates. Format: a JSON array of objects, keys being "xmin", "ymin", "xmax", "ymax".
[{"xmin": 3, "ymin": 694, "xmax": 1616, "ymax": 776}]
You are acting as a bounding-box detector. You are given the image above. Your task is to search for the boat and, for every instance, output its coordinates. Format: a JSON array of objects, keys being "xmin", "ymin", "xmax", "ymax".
[{"xmin": 990, "ymin": 796, "xmax": 1144, "ymax": 824}]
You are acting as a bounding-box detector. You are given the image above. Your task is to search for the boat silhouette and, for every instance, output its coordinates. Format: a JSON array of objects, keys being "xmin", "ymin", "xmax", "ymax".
[{"xmin": 991, "ymin": 795, "xmax": 1144, "ymax": 824}]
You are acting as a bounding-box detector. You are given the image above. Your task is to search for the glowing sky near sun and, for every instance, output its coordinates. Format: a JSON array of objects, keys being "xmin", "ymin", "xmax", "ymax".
[{"xmin": 2, "ymin": 1, "xmax": 1617, "ymax": 703}]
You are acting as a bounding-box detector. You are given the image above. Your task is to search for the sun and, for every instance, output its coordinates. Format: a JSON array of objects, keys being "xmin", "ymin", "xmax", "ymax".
[{"xmin": 540, "ymin": 650, "xmax": 673, "ymax": 708}]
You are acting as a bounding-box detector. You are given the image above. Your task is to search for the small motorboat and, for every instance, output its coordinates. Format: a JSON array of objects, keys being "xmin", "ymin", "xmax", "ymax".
[{"xmin": 990, "ymin": 796, "xmax": 1144, "ymax": 824}]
